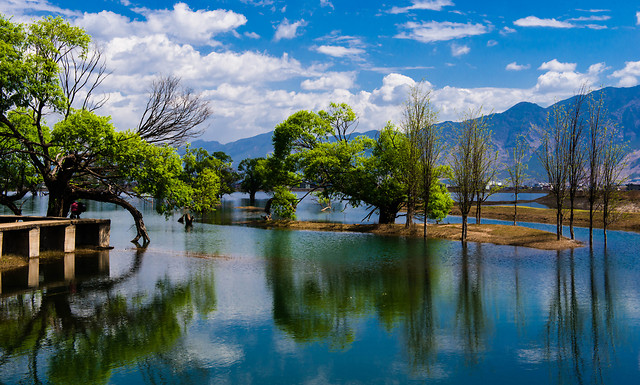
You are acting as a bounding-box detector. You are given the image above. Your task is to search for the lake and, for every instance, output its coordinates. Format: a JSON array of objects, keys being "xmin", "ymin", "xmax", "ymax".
[{"xmin": 1, "ymin": 193, "xmax": 639, "ymax": 384}]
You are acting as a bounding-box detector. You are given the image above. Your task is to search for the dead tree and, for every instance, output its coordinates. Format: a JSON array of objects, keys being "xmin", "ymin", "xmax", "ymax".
[{"xmin": 137, "ymin": 76, "xmax": 212, "ymax": 147}]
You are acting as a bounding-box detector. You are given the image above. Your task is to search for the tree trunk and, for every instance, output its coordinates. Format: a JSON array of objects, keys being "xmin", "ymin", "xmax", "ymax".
[
  {"xmin": 588, "ymin": 200, "xmax": 594, "ymax": 247},
  {"xmin": 379, "ymin": 207, "xmax": 397, "ymax": 224},
  {"xmin": 73, "ymin": 189, "xmax": 150, "ymax": 245},
  {"xmin": 475, "ymin": 199, "xmax": 482, "ymax": 225},
  {"xmin": 423, "ymin": 189, "xmax": 431, "ymax": 238},
  {"xmin": 461, "ymin": 215, "xmax": 468, "ymax": 241},
  {"xmin": 513, "ymin": 191, "xmax": 518, "ymax": 226},
  {"xmin": 569, "ymin": 193, "xmax": 575, "ymax": 240},
  {"xmin": 249, "ymin": 191, "xmax": 256, "ymax": 206},
  {"xmin": 556, "ymin": 210, "xmax": 563, "ymax": 240},
  {"xmin": 405, "ymin": 195, "xmax": 414, "ymax": 228}
]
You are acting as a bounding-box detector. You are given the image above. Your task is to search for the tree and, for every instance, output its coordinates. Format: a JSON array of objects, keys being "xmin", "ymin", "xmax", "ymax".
[
  {"xmin": 449, "ymin": 118, "xmax": 475, "ymax": 241},
  {"xmin": 469, "ymin": 111, "xmax": 498, "ymax": 225},
  {"xmin": 536, "ymin": 105, "xmax": 570, "ymax": 240},
  {"xmin": 449, "ymin": 109, "xmax": 495, "ymax": 240},
  {"xmin": 586, "ymin": 93, "xmax": 606, "ymax": 246},
  {"xmin": 400, "ymin": 82, "xmax": 442, "ymax": 233},
  {"xmin": 238, "ymin": 157, "xmax": 267, "ymax": 205},
  {"xmin": 600, "ymin": 126, "xmax": 626, "ymax": 246},
  {"xmin": 507, "ymin": 135, "xmax": 529, "ymax": 225},
  {"xmin": 0, "ymin": 15, "xmax": 215, "ymax": 244},
  {"xmin": 565, "ymin": 89, "xmax": 588, "ymax": 240},
  {"xmin": 426, "ymin": 166, "xmax": 454, "ymax": 224}
]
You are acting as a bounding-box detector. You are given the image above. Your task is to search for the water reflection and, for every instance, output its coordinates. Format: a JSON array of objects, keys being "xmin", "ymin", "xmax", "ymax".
[
  {"xmin": 1, "ymin": 194, "xmax": 639, "ymax": 384},
  {"xmin": 0, "ymin": 249, "xmax": 217, "ymax": 384}
]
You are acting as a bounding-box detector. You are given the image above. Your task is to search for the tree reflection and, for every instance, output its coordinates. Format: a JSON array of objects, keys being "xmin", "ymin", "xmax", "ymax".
[
  {"xmin": 545, "ymin": 249, "xmax": 618, "ymax": 385},
  {"xmin": 0, "ymin": 249, "xmax": 217, "ymax": 384},
  {"xmin": 455, "ymin": 243, "xmax": 487, "ymax": 366}
]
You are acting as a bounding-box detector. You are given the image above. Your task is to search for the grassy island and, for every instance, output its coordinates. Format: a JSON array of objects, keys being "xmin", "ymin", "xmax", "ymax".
[{"xmin": 240, "ymin": 220, "xmax": 582, "ymax": 250}]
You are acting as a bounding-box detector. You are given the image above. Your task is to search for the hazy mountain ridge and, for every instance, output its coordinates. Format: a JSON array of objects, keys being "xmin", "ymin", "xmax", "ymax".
[{"xmin": 191, "ymin": 85, "xmax": 640, "ymax": 181}]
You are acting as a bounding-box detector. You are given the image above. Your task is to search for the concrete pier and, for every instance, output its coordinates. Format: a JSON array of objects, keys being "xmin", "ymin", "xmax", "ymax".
[{"xmin": 0, "ymin": 216, "xmax": 111, "ymax": 258}]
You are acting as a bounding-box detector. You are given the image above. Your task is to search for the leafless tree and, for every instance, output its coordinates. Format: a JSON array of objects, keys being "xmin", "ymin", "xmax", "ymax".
[
  {"xmin": 566, "ymin": 88, "xmax": 588, "ymax": 240},
  {"xmin": 400, "ymin": 82, "xmax": 440, "ymax": 229},
  {"xmin": 586, "ymin": 92, "xmax": 606, "ymax": 246},
  {"xmin": 137, "ymin": 76, "xmax": 212, "ymax": 146},
  {"xmin": 507, "ymin": 135, "xmax": 529, "ymax": 226},
  {"xmin": 600, "ymin": 126, "xmax": 626, "ymax": 247},
  {"xmin": 469, "ymin": 112, "xmax": 498, "ymax": 225},
  {"xmin": 536, "ymin": 105, "xmax": 570, "ymax": 240},
  {"xmin": 449, "ymin": 111, "xmax": 480, "ymax": 241},
  {"xmin": 60, "ymin": 44, "xmax": 110, "ymax": 118}
]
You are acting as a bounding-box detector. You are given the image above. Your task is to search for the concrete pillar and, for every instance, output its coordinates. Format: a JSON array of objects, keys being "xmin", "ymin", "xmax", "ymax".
[
  {"xmin": 64, "ymin": 225, "xmax": 76, "ymax": 253},
  {"xmin": 28, "ymin": 228, "xmax": 40, "ymax": 258},
  {"xmin": 98, "ymin": 223, "xmax": 110, "ymax": 248},
  {"xmin": 98, "ymin": 250, "xmax": 110, "ymax": 274},
  {"xmin": 64, "ymin": 253, "xmax": 75, "ymax": 281},
  {"xmin": 28, "ymin": 258, "xmax": 39, "ymax": 288}
]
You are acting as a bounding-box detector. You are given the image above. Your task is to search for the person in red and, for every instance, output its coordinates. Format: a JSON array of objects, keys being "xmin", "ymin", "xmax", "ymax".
[{"xmin": 70, "ymin": 201, "xmax": 84, "ymax": 218}]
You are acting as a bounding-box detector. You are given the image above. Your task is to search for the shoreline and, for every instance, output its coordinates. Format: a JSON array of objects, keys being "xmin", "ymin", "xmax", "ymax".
[{"xmin": 238, "ymin": 220, "xmax": 582, "ymax": 250}]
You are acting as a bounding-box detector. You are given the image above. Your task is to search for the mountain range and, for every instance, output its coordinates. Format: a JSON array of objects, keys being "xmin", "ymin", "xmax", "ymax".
[{"xmin": 192, "ymin": 85, "xmax": 640, "ymax": 182}]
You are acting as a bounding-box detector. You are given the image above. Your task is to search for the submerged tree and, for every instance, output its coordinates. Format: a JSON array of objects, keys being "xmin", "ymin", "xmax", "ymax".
[
  {"xmin": 565, "ymin": 89, "xmax": 588, "ymax": 240},
  {"xmin": 238, "ymin": 157, "xmax": 267, "ymax": 205},
  {"xmin": 586, "ymin": 93, "xmax": 606, "ymax": 246}
]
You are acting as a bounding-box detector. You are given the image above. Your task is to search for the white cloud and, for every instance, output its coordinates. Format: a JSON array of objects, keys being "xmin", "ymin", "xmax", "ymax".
[
  {"xmin": 389, "ymin": 0, "xmax": 454, "ymax": 14},
  {"xmin": 451, "ymin": 43, "xmax": 470, "ymax": 57},
  {"xmin": 538, "ymin": 59, "xmax": 577, "ymax": 72},
  {"xmin": 506, "ymin": 62, "xmax": 530, "ymax": 71},
  {"xmin": 395, "ymin": 21, "xmax": 488, "ymax": 43},
  {"xmin": 611, "ymin": 61, "xmax": 640, "ymax": 87},
  {"xmin": 274, "ymin": 18, "xmax": 307, "ymax": 41},
  {"xmin": 315, "ymin": 45, "xmax": 365, "ymax": 58},
  {"xmin": 567, "ymin": 15, "xmax": 611, "ymax": 22},
  {"xmin": 320, "ymin": 0, "xmax": 334, "ymax": 9},
  {"xmin": 500, "ymin": 26, "xmax": 516, "ymax": 35},
  {"xmin": 514, "ymin": 16, "xmax": 574, "ymax": 28},
  {"xmin": 244, "ymin": 31, "xmax": 260, "ymax": 39},
  {"xmin": 487, "ymin": 40, "xmax": 498, "ymax": 47},
  {"xmin": 75, "ymin": 4, "xmax": 247, "ymax": 46},
  {"xmin": 0, "ymin": 0, "xmax": 80, "ymax": 19},
  {"xmin": 637, "ymin": 11, "xmax": 640, "ymax": 25},
  {"xmin": 301, "ymin": 72, "xmax": 355, "ymax": 90}
]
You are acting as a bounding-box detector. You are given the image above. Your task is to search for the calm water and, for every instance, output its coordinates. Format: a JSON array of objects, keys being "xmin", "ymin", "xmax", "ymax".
[{"xmin": 1, "ymin": 194, "xmax": 639, "ymax": 384}]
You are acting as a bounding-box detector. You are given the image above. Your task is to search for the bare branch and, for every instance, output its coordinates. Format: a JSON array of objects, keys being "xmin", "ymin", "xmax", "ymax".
[{"xmin": 137, "ymin": 76, "xmax": 212, "ymax": 146}]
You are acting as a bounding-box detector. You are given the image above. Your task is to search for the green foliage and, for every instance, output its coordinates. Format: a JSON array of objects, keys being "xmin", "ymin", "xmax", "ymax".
[
  {"xmin": 427, "ymin": 181, "xmax": 454, "ymax": 223},
  {"xmin": 272, "ymin": 186, "xmax": 297, "ymax": 220},
  {"xmin": 238, "ymin": 157, "xmax": 267, "ymax": 201}
]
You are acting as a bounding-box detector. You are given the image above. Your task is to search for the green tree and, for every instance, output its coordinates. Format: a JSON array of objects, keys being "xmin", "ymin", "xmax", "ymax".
[{"xmin": 238, "ymin": 157, "xmax": 267, "ymax": 205}]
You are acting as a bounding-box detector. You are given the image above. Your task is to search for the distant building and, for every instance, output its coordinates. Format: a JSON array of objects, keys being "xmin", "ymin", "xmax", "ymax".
[{"xmin": 627, "ymin": 183, "xmax": 640, "ymax": 191}]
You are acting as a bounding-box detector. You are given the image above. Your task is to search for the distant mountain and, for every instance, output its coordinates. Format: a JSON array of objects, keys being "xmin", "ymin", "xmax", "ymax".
[{"xmin": 191, "ymin": 85, "xmax": 640, "ymax": 181}]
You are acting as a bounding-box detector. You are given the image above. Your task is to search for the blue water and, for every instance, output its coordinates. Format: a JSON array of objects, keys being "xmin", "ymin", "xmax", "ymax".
[{"xmin": 0, "ymin": 193, "xmax": 638, "ymax": 384}]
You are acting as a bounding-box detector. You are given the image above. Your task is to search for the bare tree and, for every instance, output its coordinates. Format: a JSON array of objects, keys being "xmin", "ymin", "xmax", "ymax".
[
  {"xmin": 137, "ymin": 76, "xmax": 212, "ymax": 146},
  {"xmin": 586, "ymin": 92, "xmax": 606, "ymax": 246},
  {"xmin": 400, "ymin": 82, "xmax": 440, "ymax": 229},
  {"xmin": 449, "ymin": 112, "xmax": 479, "ymax": 241},
  {"xmin": 60, "ymin": 44, "xmax": 110, "ymax": 118},
  {"xmin": 536, "ymin": 105, "xmax": 570, "ymax": 240},
  {"xmin": 469, "ymin": 112, "xmax": 498, "ymax": 225},
  {"xmin": 507, "ymin": 135, "xmax": 529, "ymax": 225},
  {"xmin": 566, "ymin": 88, "xmax": 588, "ymax": 240},
  {"xmin": 600, "ymin": 126, "xmax": 626, "ymax": 247}
]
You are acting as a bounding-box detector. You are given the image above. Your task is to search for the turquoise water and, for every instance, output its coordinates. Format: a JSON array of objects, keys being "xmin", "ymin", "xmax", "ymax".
[{"xmin": 1, "ymin": 194, "xmax": 639, "ymax": 384}]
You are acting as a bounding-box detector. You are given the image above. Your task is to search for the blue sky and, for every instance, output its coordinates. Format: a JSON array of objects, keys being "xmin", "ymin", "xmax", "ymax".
[{"xmin": 2, "ymin": 0, "xmax": 640, "ymax": 143}]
